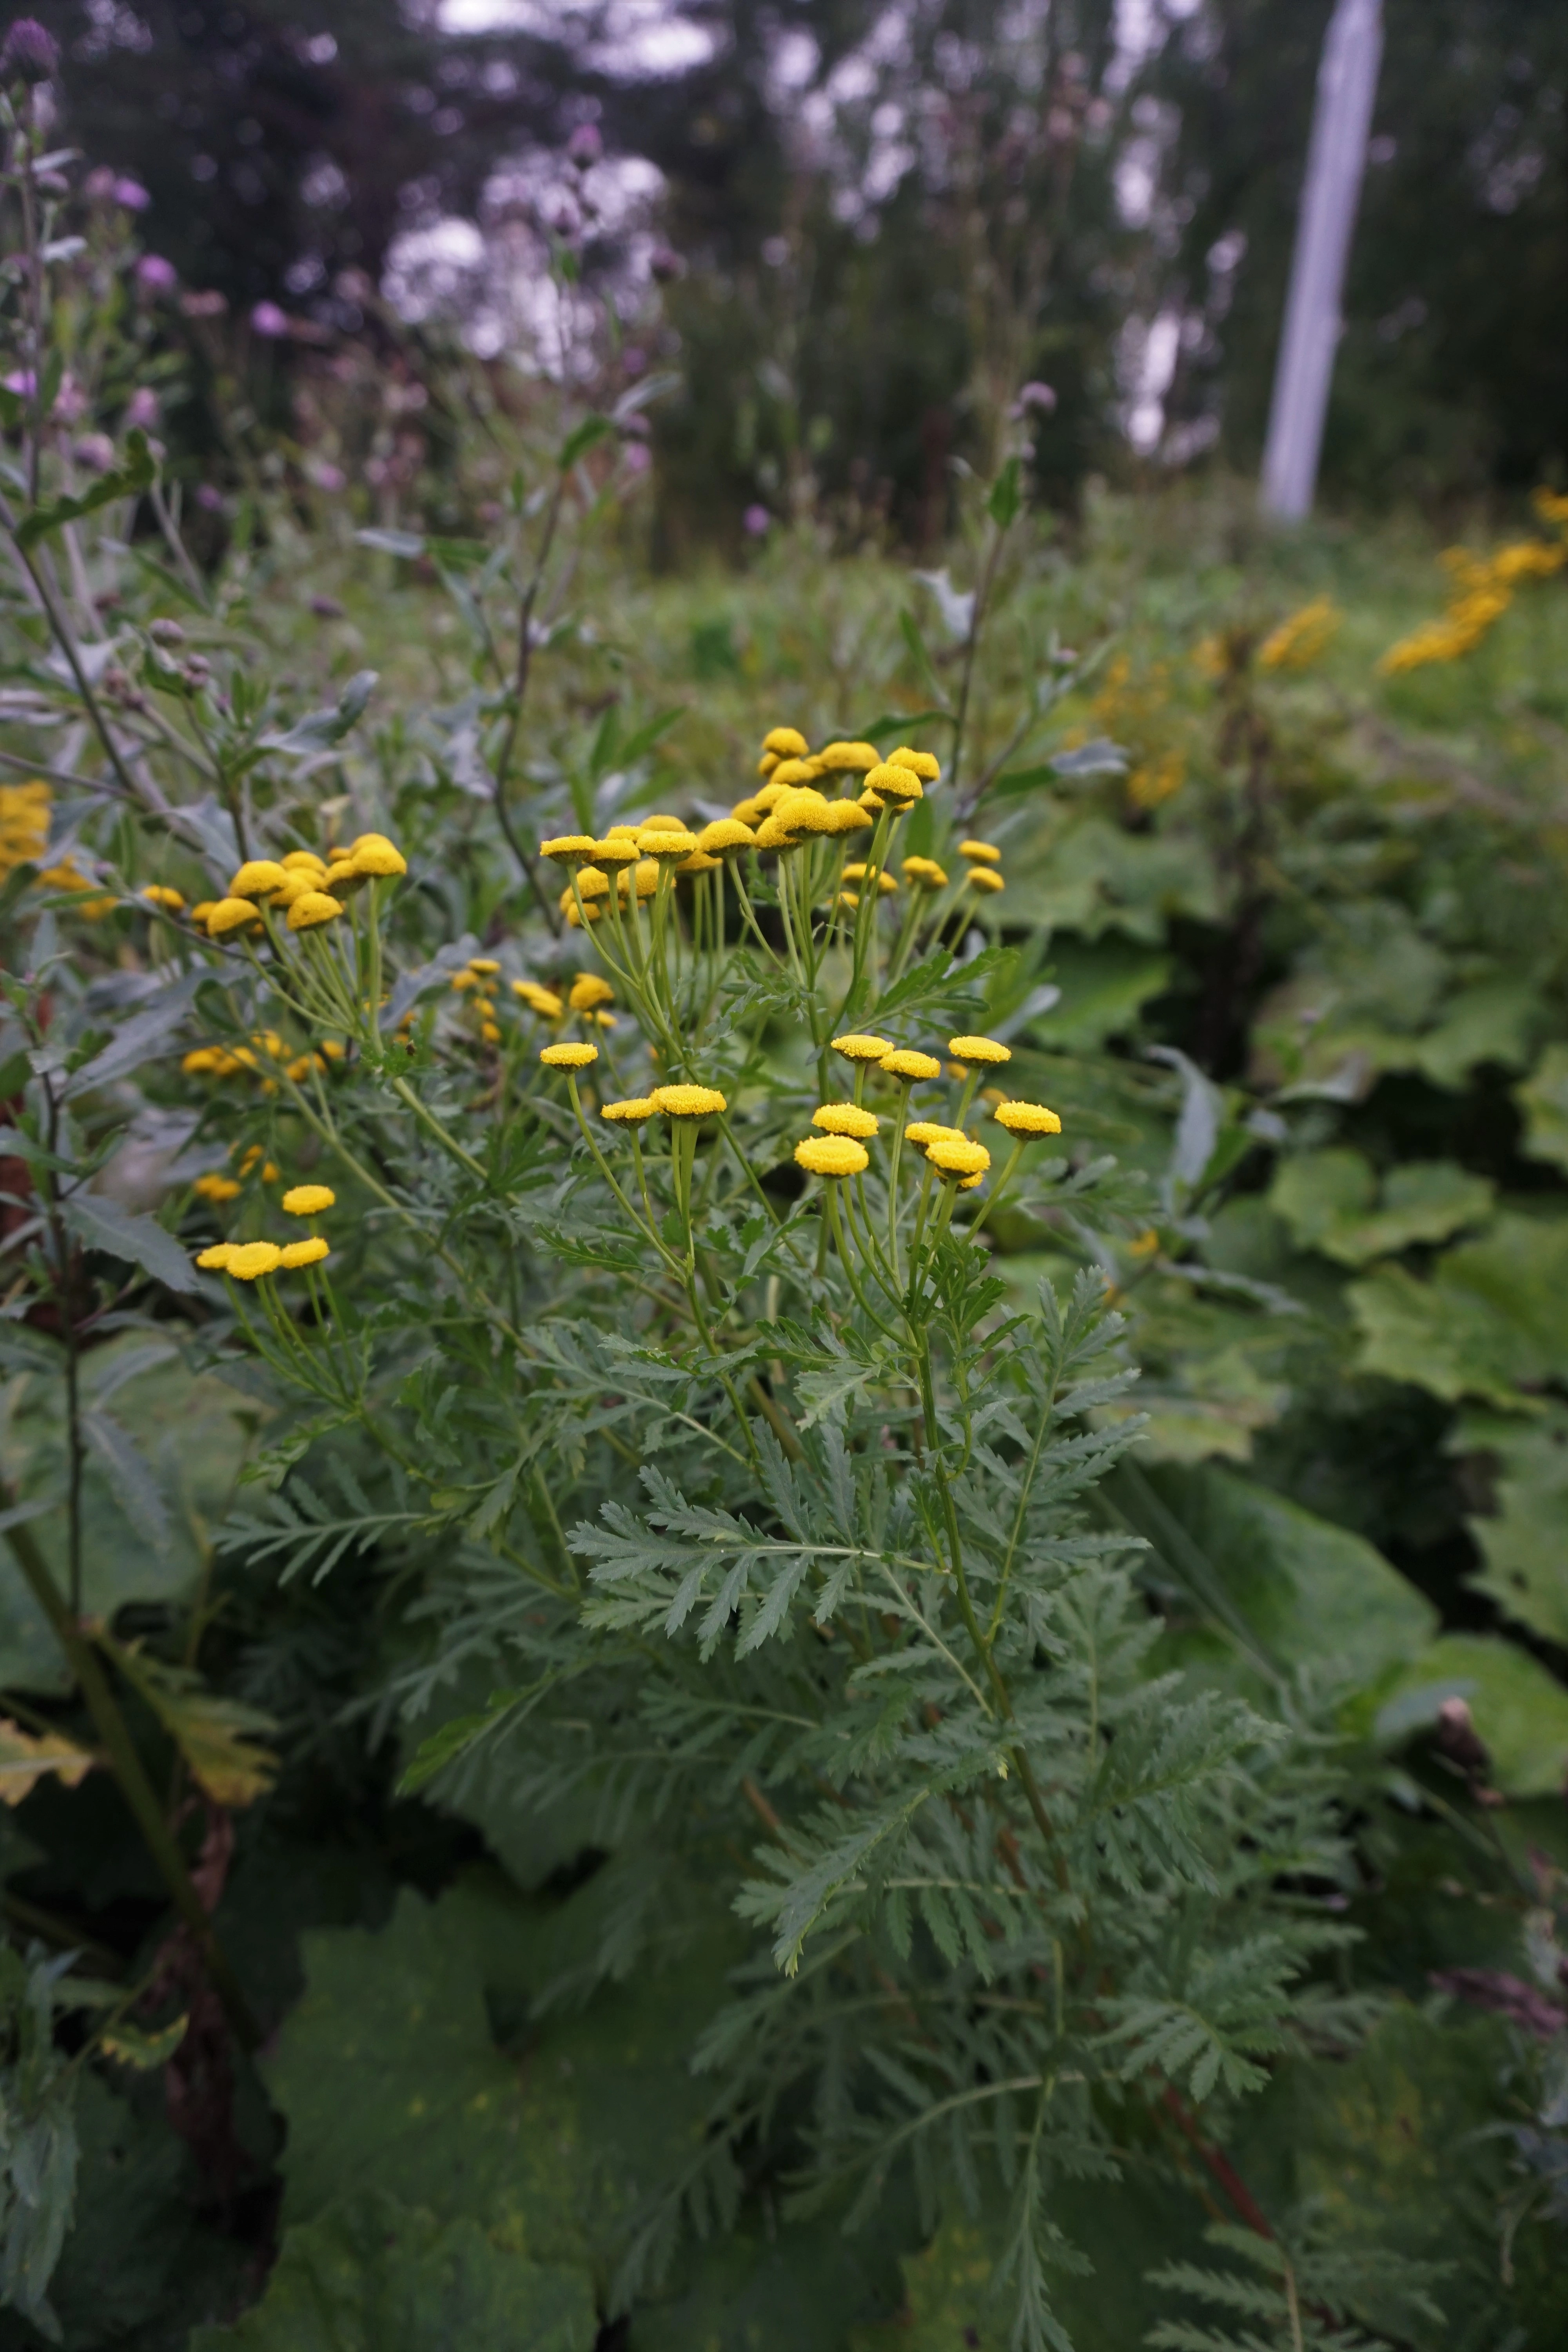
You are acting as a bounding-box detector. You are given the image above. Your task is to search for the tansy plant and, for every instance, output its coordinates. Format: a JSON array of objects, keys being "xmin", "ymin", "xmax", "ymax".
[{"xmin": 175, "ymin": 713, "xmax": 1365, "ymax": 2351}]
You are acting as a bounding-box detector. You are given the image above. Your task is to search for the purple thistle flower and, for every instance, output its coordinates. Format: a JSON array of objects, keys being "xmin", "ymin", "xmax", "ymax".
[
  {"xmin": 742, "ymin": 504, "xmax": 771, "ymax": 538},
  {"xmin": 135, "ymin": 254, "xmax": 178, "ymax": 296},
  {"xmin": 1009, "ymin": 380, "xmax": 1057, "ymax": 420},
  {"xmin": 648, "ymin": 245, "xmax": 683, "ymax": 285},
  {"xmin": 195, "ymin": 484, "xmax": 224, "ymax": 513},
  {"xmin": 0, "ymin": 18, "xmax": 60, "ymax": 84},
  {"xmin": 74, "ymin": 433, "xmax": 115, "ymax": 474},
  {"xmin": 566, "ymin": 123, "xmax": 603, "ymax": 169},
  {"xmin": 113, "ymin": 178, "xmax": 152, "ymax": 213},
  {"xmin": 250, "ymin": 301, "xmax": 290, "ymax": 339},
  {"xmin": 4, "ymin": 368, "xmax": 35, "ymax": 397},
  {"xmin": 124, "ymin": 387, "xmax": 159, "ymax": 430}
]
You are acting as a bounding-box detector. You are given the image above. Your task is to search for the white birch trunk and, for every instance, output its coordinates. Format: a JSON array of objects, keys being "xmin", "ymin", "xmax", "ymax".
[{"xmin": 1259, "ymin": 0, "xmax": 1384, "ymax": 520}]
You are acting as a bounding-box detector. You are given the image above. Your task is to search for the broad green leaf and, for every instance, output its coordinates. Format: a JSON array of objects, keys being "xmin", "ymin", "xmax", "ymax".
[
  {"xmin": 1140, "ymin": 1464, "xmax": 1437, "ymax": 1688},
  {"xmin": 1348, "ymin": 1262, "xmax": 1535, "ymax": 1408},
  {"xmin": 7, "ymin": 2069, "xmax": 226, "ymax": 2349},
  {"xmin": 0, "ymin": 1335, "xmax": 265, "ymax": 1694},
  {"xmin": 636, "ymin": 2207, "xmax": 914, "ymax": 2352},
  {"xmin": 0, "ymin": 1719, "xmax": 93, "ymax": 1806},
  {"xmin": 1271, "ymin": 1151, "xmax": 1494, "ymax": 1266},
  {"xmin": 1454, "ymin": 1408, "xmax": 1568, "ymax": 1647},
  {"xmin": 1375, "ymin": 1633, "xmax": 1568, "ymax": 1797},
  {"xmin": 1229, "ymin": 2007, "xmax": 1564, "ymax": 2348},
  {"xmin": 190, "ymin": 2192, "xmax": 596, "ymax": 2352},
  {"xmin": 1410, "ymin": 977, "xmax": 1539, "ymax": 1091},
  {"xmin": 1514, "ymin": 1042, "xmax": 1568, "ymax": 1174},
  {"xmin": 265, "ymin": 1875, "xmax": 740, "ymax": 2267},
  {"xmin": 1028, "ymin": 938, "xmax": 1171, "ymax": 1050}
]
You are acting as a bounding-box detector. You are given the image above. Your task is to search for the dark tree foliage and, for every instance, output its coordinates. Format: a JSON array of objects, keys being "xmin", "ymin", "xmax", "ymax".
[{"xmin": 42, "ymin": 0, "xmax": 583, "ymax": 305}]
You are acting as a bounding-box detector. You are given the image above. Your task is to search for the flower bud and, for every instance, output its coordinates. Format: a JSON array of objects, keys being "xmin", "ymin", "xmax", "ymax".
[{"xmin": 1, "ymin": 18, "xmax": 60, "ymax": 83}]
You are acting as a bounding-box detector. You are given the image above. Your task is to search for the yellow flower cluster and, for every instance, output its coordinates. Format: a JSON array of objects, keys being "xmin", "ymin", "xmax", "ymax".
[
  {"xmin": 0, "ymin": 781, "xmax": 115, "ymax": 915},
  {"xmin": 183, "ymin": 1036, "xmax": 345, "ymax": 1085},
  {"xmin": 192, "ymin": 1182, "xmax": 335, "ymax": 1282},
  {"xmin": 1257, "ymin": 596, "xmax": 1341, "ymax": 673},
  {"xmin": 1092, "ymin": 653, "xmax": 1186, "ymax": 814},
  {"xmin": 1379, "ymin": 533, "xmax": 1565, "ymax": 674},
  {"xmin": 197, "ymin": 834, "xmax": 408, "ymax": 939}
]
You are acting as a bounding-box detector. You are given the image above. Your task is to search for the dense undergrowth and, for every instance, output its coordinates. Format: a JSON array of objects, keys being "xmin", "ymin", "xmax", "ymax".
[{"xmin": 0, "ymin": 80, "xmax": 1566, "ymax": 2352}]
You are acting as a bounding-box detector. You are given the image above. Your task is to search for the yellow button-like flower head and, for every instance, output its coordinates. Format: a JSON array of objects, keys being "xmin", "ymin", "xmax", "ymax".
[
  {"xmin": 820, "ymin": 800, "xmax": 874, "ymax": 835},
  {"xmin": 636, "ymin": 827, "xmax": 699, "ymax": 860},
  {"xmin": 730, "ymin": 798, "xmax": 763, "ymax": 828},
  {"xmin": 323, "ymin": 859, "xmax": 365, "ymax": 894},
  {"xmin": 288, "ymin": 891, "xmax": 344, "ymax": 931},
  {"xmin": 887, "ymin": 746, "xmax": 941, "ymax": 781},
  {"xmin": 541, "ymin": 1042, "xmax": 599, "ymax": 1070},
  {"xmin": 993, "ymin": 1101, "xmax": 1062, "ymax": 1135},
  {"xmin": 650, "ymin": 1083, "xmax": 727, "ymax": 1119},
  {"xmin": 573, "ymin": 867, "xmax": 610, "ymax": 900},
  {"xmin": 195, "ymin": 1243, "xmax": 237, "ymax": 1271},
  {"xmin": 880, "ymin": 1049, "xmax": 941, "ymax": 1082},
  {"xmin": 904, "ymin": 1121, "xmax": 965, "ymax": 1155},
  {"xmin": 469, "ymin": 957, "xmax": 500, "ymax": 974},
  {"xmin": 194, "ymin": 1173, "xmax": 241, "ymax": 1202},
  {"xmin": 864, "ymin": 762, "xmax": 923, "ymax": 805},
  {"xmin": 283, "ymin": 1183, "xmax": 336, "ymax": 1215},
  {"xmin": 768, "ymin": 757, "xmax": 818, "ymax": 790},
  {"xmin": 795, "ymin": 1134, "xmax": 869, "ymax": 1178},
  {"xmin": 229, "ymin": 859, "xmax": 290, "ymax": 898},
  {"xmin": 697, "ymin": 818, "xmax": 756, "ymax": 855},
  {"xmin": 948, "ymin": 1035, "xmax": 1011, "ymax": 1064},
  {"xmin": 678, "ymin": 851, "xmax": 722, "ymax": 875},
  {"xmin": 756, "ymin": 753, "xmax": 778, "ymax": 779},
  {"xmin": 279, "ymin": 1236, "xmax": 330, "ymax": 1269},
  {"xmin": 591, "ymin": 836, "xmax": 641, "ymax": 867},
  {"xmin": 958, "ymin": 839, "xmax": 1002, "ymax": 866},
  {"xmin": 569, "ymin": 974, "xmax": 614, "ymax": 1012},
  {"xmin": 902, "ymin": 856, "xmax": 948, "ymax": 887},
  {"xmin": 762, "ymin": 726, "xmax": 809, "ymax": 757},
  {"xmin": 141, "ymin": 884, "xmax": 185, "ymax": 912},
  {"xmin": 815, "ymin": 740, "xmax": 880, "ymax": 772},
  {"xmin": 601, "ymin": 1097, "xmax": 658, "ymax": 1123},
  {"xmin": 190, "ymin": 903, "xmax": 217, "ymax": 929},
  {"xmin": 226, "ymin": 1241, "xmax": 283, "ymax": 1281},
  {"xmin": 926, "ymin": 1136, "xmax": 989, "ymax": 1178},
  {"xmin": 812, "ymin": 1103, "xmax": 880, "ymax": 1138},
  {"xmin": 350, "ymin": 835, "xmax": 408, "ymax": 877},
  {"xmin": 967, "ymin": 867, "xmax": 1004, "ymax": 895},
  {"xmin": 281, "ymin": 850, "xmax": 327, "ymax": 875},
  {"xmin": 540, "ymin": 835, "xmax": 599, "ymax": 864},
  {"xmin": 513, "ymin": 980, "xmax": 564, "ymax": 1018},
  {"xmin": 206, "ymin": 897, "xmax": 264, "ymax": 935},
  {"xmin": 832, "ymin": 1033, "xmax": 893, "ymax": 1062}
]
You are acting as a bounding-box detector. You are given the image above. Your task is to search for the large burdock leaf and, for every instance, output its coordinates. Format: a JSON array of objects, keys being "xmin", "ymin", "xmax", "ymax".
[
  {"xmin": 190, "ymin": 2192, "xmax": 595, "ymax": 2352},
  {"xmin": 1455, "ymin": 1408, "xmax": 1568, "ymax": 1648},
  {"xmin": 263, "ymin": 1874, "xmax": 739, "ymax": 2267},
  {"xmin": 1375, "ymin": 1633, "xmax": 1568, "ymax": 1798}
]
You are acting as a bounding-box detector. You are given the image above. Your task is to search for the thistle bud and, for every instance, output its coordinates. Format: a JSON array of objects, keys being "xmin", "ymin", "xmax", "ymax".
[{"xmin": 1, "ymin": 18, "xmax": 60, "ymax": 83}]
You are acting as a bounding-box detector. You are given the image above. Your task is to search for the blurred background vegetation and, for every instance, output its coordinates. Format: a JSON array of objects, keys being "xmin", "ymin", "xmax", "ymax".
[{"xmin": 41, "ymin": 0, "xmax": 1568, "ymax": 549}]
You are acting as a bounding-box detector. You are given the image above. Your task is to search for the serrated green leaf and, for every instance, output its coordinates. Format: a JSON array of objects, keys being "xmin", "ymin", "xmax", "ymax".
[{"xmin": 190, "ymin": 2190, "xmax": 596, "ymax": 2352}]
